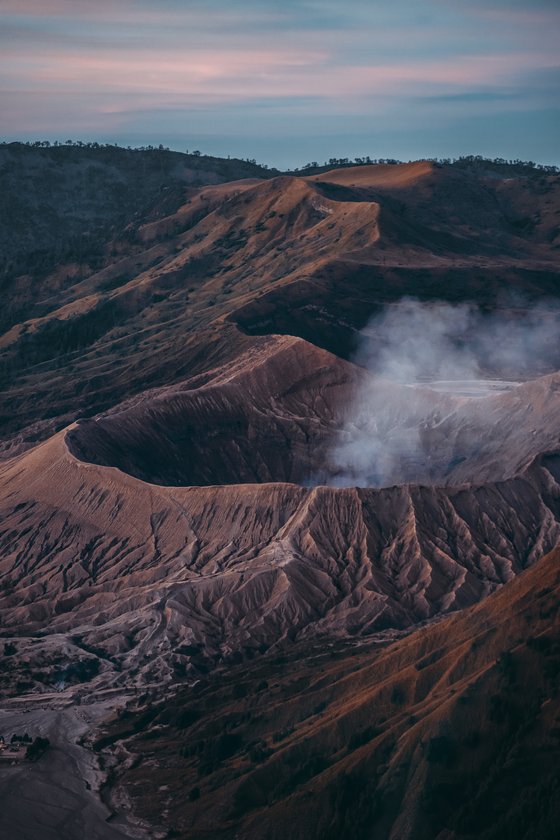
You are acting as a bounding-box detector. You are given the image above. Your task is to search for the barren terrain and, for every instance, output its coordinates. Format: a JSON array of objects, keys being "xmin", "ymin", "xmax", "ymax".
[
  {"xmin": 101, "ymin": 544, "xmax": 560, "ymax": 840},
  {"xmin": 1, "ymin": 148, "xmax": 559, "ymax": 838},
  {"xmin": 0, "ymin": 696, "xmax": 152, "ymax": 840}
]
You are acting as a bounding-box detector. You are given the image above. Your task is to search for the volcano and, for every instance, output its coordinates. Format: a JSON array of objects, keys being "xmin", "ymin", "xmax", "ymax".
[{"xmin": 1, "ymin": 146, "xmax": 559, "ymax": 839}]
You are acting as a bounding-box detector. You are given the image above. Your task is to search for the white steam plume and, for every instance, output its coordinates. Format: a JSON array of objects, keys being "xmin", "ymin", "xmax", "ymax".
[{"xmin": 326, "ymin": 298, "xmax": 560, "ymax": 488}]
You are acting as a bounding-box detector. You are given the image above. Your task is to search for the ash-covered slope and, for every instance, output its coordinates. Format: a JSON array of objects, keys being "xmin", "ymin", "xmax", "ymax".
[
  {"xmin": 65, "ymin": 335, "xmax": 358, "ymax": 486},
  {"xmin": 106, "ymin": 543, "xmax": 560, "ymax": 840},
  {"xmin": 2, "ymin": 155, "xmax": 560, "ymax": 840}
]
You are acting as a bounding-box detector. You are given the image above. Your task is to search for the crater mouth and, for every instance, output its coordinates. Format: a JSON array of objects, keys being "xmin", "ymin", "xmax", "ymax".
[
  {"xmin": 65, "ymin": 337, "xmax": 354, "ymax": 488},
  {"xmin": 65, "ymin": 338, "xmax": 560, "ymax": 491}
]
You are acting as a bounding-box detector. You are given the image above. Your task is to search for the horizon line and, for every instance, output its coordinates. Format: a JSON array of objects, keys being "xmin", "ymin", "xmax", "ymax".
[{"xmin": 2, "ymin": 138, "xmax": 559, "ymax": 173}]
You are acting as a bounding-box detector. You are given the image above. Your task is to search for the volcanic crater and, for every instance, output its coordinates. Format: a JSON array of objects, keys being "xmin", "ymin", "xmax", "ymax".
[
  {"xmin": 65, "ymin": 332, "xmax": 560, "ymax": 491},
  {"xmin": 2, "ymin": 153, "xmax": 560, "ymax": 694}
]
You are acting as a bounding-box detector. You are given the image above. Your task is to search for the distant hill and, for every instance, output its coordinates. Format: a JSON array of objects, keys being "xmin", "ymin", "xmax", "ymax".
[{"xmin": 0, "ymin": 141, "xmax": 276, "ymax": 282}]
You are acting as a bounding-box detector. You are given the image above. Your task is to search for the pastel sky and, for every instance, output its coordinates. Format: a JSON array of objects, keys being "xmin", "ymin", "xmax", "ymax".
[{"xmin": 1, "ymin": 0, "xmax": 559, "ymax": 167}]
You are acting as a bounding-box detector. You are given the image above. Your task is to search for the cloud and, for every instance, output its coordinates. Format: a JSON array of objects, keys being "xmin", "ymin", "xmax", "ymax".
[{"xmin": 0, "ymin": 0, "xmax": 558, "ymax": 165}]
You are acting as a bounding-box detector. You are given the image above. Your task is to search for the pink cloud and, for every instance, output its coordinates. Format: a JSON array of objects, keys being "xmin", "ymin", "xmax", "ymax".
[
  {"xmin": 2, "ymin": 45, "xmax": 556, "ymax": 106},
  {"xmin": 1, "ymin": 0, "xmax": 139, "ymax": 17}
]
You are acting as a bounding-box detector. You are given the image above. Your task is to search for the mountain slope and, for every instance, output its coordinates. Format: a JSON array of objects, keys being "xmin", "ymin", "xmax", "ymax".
[
  {"xmin": 103, "ymin": 544, "xmax": 560, "ymax": 840},
  {"xmin": 0, "ymin": 142, "xmax": 274, "ymax": 284}
]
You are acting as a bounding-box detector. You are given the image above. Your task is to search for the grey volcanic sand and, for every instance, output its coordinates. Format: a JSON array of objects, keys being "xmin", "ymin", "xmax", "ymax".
[{"xmin": 0, "ymin": 698, "xmax": 154, "ymax": 840}]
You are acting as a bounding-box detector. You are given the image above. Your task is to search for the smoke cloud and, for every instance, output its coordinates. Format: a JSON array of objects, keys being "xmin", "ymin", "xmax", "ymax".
[{"xmin": 325, "ymin": 298, "xmax": 560, "ymax": 488}]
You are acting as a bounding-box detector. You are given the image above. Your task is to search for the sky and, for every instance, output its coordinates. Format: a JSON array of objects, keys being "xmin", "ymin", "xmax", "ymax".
[{"xmin": 1, "ymin": 0, "xmax": 559, "ymax": 168}]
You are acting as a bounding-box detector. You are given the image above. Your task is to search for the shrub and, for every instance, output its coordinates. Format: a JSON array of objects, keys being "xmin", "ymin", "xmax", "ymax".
[
  {"xmin": 391, "ymin": 685, "xmax": 406, "ymax": 705},
  {"xmin": 232, "ymin": 683, "xmax": 248, "ymax": 699},
  {"xmin": 248, "ymin": 741, "xmax": 272, "ymax": 763},
  {"xmin": 348, "ymin": 726, "xmax": 381, "ymax": 751},
  {"xmin": 426, "ymin": 735, "xmax": 456, "ymax": 765},
  {"xmin": 26, "ymin": 736, "xmax": 50, "ymax": 761}
]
